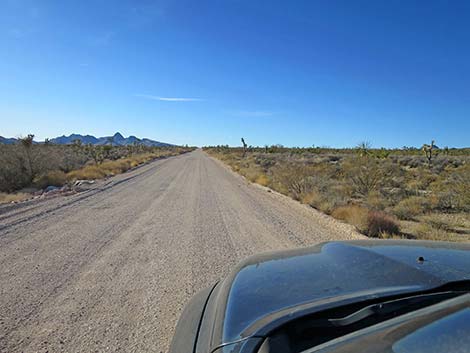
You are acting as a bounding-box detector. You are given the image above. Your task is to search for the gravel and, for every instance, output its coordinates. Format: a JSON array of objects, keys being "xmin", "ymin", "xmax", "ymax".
[{"xmin": 0, "ymin": 149, "xmax": 363, "ymax": 353}]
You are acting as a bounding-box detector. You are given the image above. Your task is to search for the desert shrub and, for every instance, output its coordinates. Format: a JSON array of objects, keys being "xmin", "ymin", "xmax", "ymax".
[
  {"xmin": 365, "ymin": 211, "xmax": 400, "ymax": 237},
  {"xmin": 231, "ymin": 164, "xmax": 241, "ymax": 172},
  {"xmin": 431, "ymin": 164, "xmax": 470, "ymax": 211},
  {"xmin": 407, "ymin": 156, "xmax": 428, "ymax": 168},
  {"xmin": 254, "ymin": 155, "xmax": 276, "ymax": 168},
  {"xmin": 392, "ymin": 196, "xmax": 432, "ymax": 220},
  {"xmin": 271, "ymin": 161, "xmax": 340, "ymax": 202},
  {"xmin": 58, "ymin": 147, "xmax": 89, "ymax": 172},
  {"xmin": 445, "ymin": 157, "xmax": 464, "ymax": 168},
  {"xmin": 301, "ymin": 190, "xmax": 323, "ymax": 206},
  {"xmin": 0, "ymin": 154, "xmax": 29, "ymax": 192},
  {"xmin": 429, "ymin": 156, "xmax": 455, "ymax": 173},
  {"xmin": 331, "ymin": 205, "xmax": 369, "ymax": 231},
  {"xmin": 271, "ymin": 163, "xmax": 315, "ymax": 199},
  {"xmin": 0, "ymin": 140, "xmax": 53, "ymax": 191},
  {"xmin": 327, "ymin": 155, "xmax": 341, "ymax": 162},
  {"xmin": 242, "ymin": 169, "xmax": 259, "ymax": 183},
  {"xmin": 317, "ymin": 183, "xmax": 350, "ymax": 213},
  {"xmin": 365, "ymin": 191, "xmax": 388, "ymax": 210},
  {"xmin": 130, "ymin": 160, "xmax": 140, "ymax": 168},
  {"xmin": 301, "ymin": 190, "xmax": 337, "ymax": 214},
  {"xmin": 343, "ymin": 157, "xmax": 387, "ymax": 199},
  {"xmin": 422, "ymin": 217, "xmax": 452, "ymax": 232},
  {"xmin": 34, "ymin": 170, "xmax": 67, "ymax": 189},
  {"xmin": 396, "ymin": 156, "xmax": 413, "ymax": 167},
  {"xmin": 317, "ymin": 200, "xmax": 338, "ymax": 214},
  {"xmin": 414, "ymin": 223, "xmax": 448, "ymax": 241},
  {"xmin": 378, "ymin": 232, "xmax": 408, "ymax": 240},
  {"xmin": 17, "ymin": 135, "xmax": 55, "ymax": 183},
  {"xmin": 412, "ymin": 219, "xmax": 469, "ymax": 242},
  {"xmin": 406, "ymin": 167, "xmax": 437, "ymax": 192}
]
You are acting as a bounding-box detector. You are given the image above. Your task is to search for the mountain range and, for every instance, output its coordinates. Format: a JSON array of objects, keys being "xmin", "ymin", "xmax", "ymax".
[
  {"xmin": 0, "ymin": 133, "xmax": 174, "ymax": 147},
  {"xmin": 0, "ymin": 136, "xmax": 18, "ymax": 144}
]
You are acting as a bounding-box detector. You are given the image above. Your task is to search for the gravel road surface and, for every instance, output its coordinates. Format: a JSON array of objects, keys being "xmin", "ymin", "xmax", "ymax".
[{"xmin": 0, "ymin": 149, "xmax": 363, "ymax": 353}]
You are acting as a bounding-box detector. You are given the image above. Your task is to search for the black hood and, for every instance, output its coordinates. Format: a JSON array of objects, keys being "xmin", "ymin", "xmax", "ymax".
[{"xmin": 198, "ymin": 240, "xmax": 470, "ymax": 351}]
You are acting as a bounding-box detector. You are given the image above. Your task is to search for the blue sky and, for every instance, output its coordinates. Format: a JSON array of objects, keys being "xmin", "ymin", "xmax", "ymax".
[{"xmin": 1, "ymin": 0, "xmax": 469, "ymax": 147}]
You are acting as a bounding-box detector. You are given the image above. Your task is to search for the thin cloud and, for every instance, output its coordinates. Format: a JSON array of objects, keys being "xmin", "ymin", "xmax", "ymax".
[
  {"xmin": 230, "ymin": 110, "xmax": 275, "ymax": 117},
  {"xmin": 134, "ymin": 94, "xmax": 204, "ymax": 102}
]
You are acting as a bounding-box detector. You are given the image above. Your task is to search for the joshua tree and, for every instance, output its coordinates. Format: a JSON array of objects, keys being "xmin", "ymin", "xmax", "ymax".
[
  {"xmin": 241, "ymin": 137, "xmax": 247, "ymax": 157},
  {"xmin": 85, "ymin": 144, "xmax": 104, "ymax": 164},
  {"xmin": 102, "ymin": 145, "xmax": 113, "ymax": 160},
  {"xmin": 18, "ymin": 134, "xmax": 37, "ymax": 183},
  {"xmin": 422, "ymin": 140, "xmax": 437, "ymax": 165},
  {"xmin": 356, "ymin": 141, "xmax": 371, "ymax": 157}
]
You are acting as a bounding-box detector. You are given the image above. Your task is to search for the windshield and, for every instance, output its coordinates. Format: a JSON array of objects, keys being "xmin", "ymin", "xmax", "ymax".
[
  {"xmin": 302, "ymin": 294, "xmax": 470, "ymax": 353},
  {"xmin": 393, "ymin": 308, "xmax": 470, "ymax": 353}
]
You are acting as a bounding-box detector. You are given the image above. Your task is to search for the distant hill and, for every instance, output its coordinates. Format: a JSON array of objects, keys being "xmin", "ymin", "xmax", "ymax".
[
  {"xmin": 0, "ymin": 133, "xmax": 174, "ymax": 147},
  {"xmin": 51, "ymin": 133, "xmax": 99, "ymax": 145},
  {"xmin": 50, "ymin": 132, "xmax": 174, "ymax": 147},
  {"xmin": 0, "ymin": 136, "xmax": 18, "ymax": 144}
]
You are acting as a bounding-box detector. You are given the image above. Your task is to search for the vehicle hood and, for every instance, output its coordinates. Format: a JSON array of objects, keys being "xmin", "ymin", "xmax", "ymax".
[{"xmin": 200, "ymin": 240, "xmax": 470, "ymax": 350}]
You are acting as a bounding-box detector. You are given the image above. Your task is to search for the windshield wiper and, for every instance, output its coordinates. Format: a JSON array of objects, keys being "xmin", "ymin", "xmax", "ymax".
[{"xmin": 328, "ymin": 291, "xmax": 465, "ymax": 327}]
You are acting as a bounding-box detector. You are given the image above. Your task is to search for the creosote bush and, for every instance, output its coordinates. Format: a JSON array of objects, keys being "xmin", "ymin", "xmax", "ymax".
[
  {"xmin": 365, "ymin": 211, "xmax": 400, "ymax": 237},
  {"xmin": 34, "ymin": 170, "xmax": 67, "ymax": 189},
  {"xmin": 332, "ymin": 206, "xmax": 400, "ymax": 237},
  {"xmin": 393, "ymin": 196, "xmax": 433, "ymax": 220}
]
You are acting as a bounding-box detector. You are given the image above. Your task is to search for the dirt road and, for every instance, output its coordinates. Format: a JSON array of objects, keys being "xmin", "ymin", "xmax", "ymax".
[{"xmin": 0, "ymin": 150, "xmax": 362, "ymax": 353}]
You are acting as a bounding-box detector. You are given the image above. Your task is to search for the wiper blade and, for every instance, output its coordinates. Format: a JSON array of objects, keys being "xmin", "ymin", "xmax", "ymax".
[{"xmin": 328, "ymin": 291, "xmax": 465, "ymax": 327}]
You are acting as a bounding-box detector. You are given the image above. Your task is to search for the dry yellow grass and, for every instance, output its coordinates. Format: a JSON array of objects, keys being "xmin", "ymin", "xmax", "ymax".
[
  {"xmin": 300, "ymin": 190, "xmax": 322, "ymax": 206},
  {"xmin": 67, "ymin": 165, "xmax": 107, "ymax": 181},
  {"xmin": 300, "ymin": 190, "xmax": 335, "ymax": 214},
  {"xmin": 412, "ymin": 223, "xmax": 464, "ymax": 242},
  {"xmin": 255, "ymin": 174, "xmax": 269, "ymax": 186},
  {"xmin": 400, "ymin": 212, "xmax": 470, "ymax": 242},
  {"xmin": 377, "ymin": 232, "xmax": 408, "ymax": 240},
  {"xmin": 393, "ymin": 196, "xmax": 435, "ymax": 220},
  {"xmin": 0, "ymin": 192, "xmax": 30, "ymax": 204},
  {"xmin": 66, "ymin": 153, "xmax": 163, "ymax": 181},
  {"xmin": 331, "ymin": 205, "xmax": 369, "ymax": 230},
  {"xmin": 34, "ymin": 170, "xmax": 67, "ymax": 189}
]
